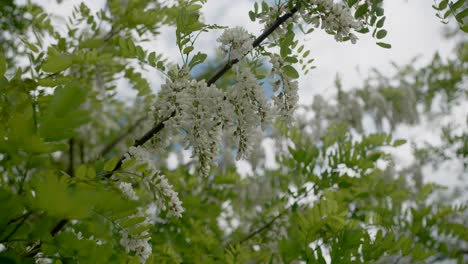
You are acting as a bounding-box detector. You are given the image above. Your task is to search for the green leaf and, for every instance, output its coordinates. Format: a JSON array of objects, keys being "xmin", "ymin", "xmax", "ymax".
[
  {"xmin": 148, "ymin": 52, "xmax": 156, "ymax": 66},
  {"xmin": 104, "ymin": 156, "xmax": 119, "ymax": 171},
  {"xmin": 282, "ymin": 65, "xmax": 299, "ymax": 79},
  {"xmin": 188, "ymin": 52, "xmax": 207, "ymax": 69},
  {"xmin": 31, "ymin": 173, "xmax": 90, "ymax": 219},
  {"xmin": 347, "ymin": 0, "xmax": 358, "ymax": 7},
  {"xmin": 183, "ymin": 46, "xmax": 194, "ymax": 54},
  {"xmin": 376, "ymin": 7, "xmax": 385, "ymax": 16},
  {"xmin": 376, "ymin": 17, "xmax": 386, "ymax": 28},
  {"xmin": 0, "ymin": 53, "xmax": 5, "ymax": 76},
  {"xmin": 248, "ymin": 11, "xmax": 255, "ymax": 21},
  {"xmin": 355, "ymin": 3, "xmax": 368, "ymax": 19},
  {"xmin": 20, "ymin": 38, "xmax": 40, "ymax": 53},
  {"xmin": 376, "ymin": 42, "xmax": 392, "ymax": 49},
  {"xmin": 450, "ymin": 0, "xmax": 464, "ymax": 11},
  {"xmin": 42, "ymin": 54, "xmax": 73, "ymax": 73},
  {"xmin": 455, "ymin": 8, "xmax": 468, "ymax": 22},
  {"xmin": 76, "ymin": 165, "xmax": 88, "ymax": 179},
  {"xmin": 376, "ymin": 29, "xmax": 387, "ymax": 39},
  {"xmin": 461, "ymin": 24, "xmax": 468, "ymax": 33},
  {"xmin": 393, "ymin": 139, "xmax": 407, "ymax": 147},
  {"xmin": 438, "ymin": 0, "xmax": 449, "ymax": 10},
  {"xmin": 39, "ymin": 83, "xmax": 89, "ymax": 141}
]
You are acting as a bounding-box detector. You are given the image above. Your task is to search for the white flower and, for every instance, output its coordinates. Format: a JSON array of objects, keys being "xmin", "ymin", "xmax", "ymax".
[
  {"xmin": 269, "ymin": 55, "xmax": 299, "ymax": 124},
  {"xmin": 217, "ymin": 26, "xmax": 253, "ymax": 61},
  {"xmin": 119, "ymin": 212, "xmax": 152, "ymax": 264},
  {"xmin": 119, "ymin": 182, "xmax": 139, "ymax": 200},
  {"xmin": 258, "ymin": 4, "xmax": 297, "ymax": 41},
  {"xmin": 227, "ymin": 66, "xmax": 270, "ymax": 159},
  {"xmin": 123, "ymin": 146, "xmax": 156, "ymax": 171},
  {"xmin": 154, "ymin": 174, "xmax": 184, "ymax": 218},
  {"xmin": 121, "ymin": 145, "xmax": 185, "ymax": 218},
  {"xmin": 297, "ymin": 0, "xmax": 365, "ymax": 44}
]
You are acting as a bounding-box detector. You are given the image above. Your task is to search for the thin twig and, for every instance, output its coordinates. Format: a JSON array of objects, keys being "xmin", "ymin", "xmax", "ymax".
[
  {"xmin": 0, "ymin": 212, "xmax": 32, "ymax": 243},
  {"xmin": 236, "ymin": 184, "xmax": 311, "ymax": 246},
  {"xmin": 105, "ymin": 112, "xmax": 174, "ymax": 177},
  {"xmin": 238, "ymin": 207, "xmax": 289, "ymax": 244},
  {"xmin": 99, "ymin": 115, "xmax": 148, "ymax": 158},
  {"xmin": 207, "ymin": 7, "xmax": 298, "ymax": 86}
]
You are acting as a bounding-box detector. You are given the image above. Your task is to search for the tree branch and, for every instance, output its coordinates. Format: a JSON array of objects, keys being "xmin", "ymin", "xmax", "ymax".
[
  {"xmin": 67, "ymin": 138, "xmax": 74, "ymax": 177},
  {"xmin": 99, "ymin": 115, "xmax": 148, "ymax": 158},
  {"xmin": 0, "ymin": 212, "xmax": 32, "ymax": 243},
  {"xmin": 235, "ymin": 184, "xmax": 311, "ymax": 246},
  {"xmin": 207, "ymin": 7, "xmax": 298, "ymax": 86},
  {"xmin": 112, "ymin": 6, "xmax": 300, "ymax": 166},
  {"xmin": 25, "ymin": 6, "xmax": 300, "ymax": 257}
]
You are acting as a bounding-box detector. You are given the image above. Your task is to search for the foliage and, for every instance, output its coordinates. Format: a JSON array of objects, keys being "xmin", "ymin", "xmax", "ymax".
[{"xmin": 0, "ymin": 0, "xmax": 466, "ymax": 263}]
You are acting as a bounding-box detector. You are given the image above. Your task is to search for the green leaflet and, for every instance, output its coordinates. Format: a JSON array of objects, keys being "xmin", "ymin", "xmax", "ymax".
[
  {"xmin": 42, "ymin": 51, "xmax": 73, "ymax": 73},
  {"xmin": 282, "ymin": 65, "xmax": 299, "ymax": 79},
  {"xmin": 38, "ymin": 83, "xmax": 89, "ymax": 141}
]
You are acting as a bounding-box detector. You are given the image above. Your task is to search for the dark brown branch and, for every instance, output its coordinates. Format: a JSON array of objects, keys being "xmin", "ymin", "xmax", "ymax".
[
  {"xmin": 105, "ymin": 113, "xmax": 174, "ymax": 177},
  {"xmin": 1, "ymin": 212, "xmax": 32, "ymax": 243},
  {"xmin": 67, "ymin": 138, "xmax": 74, "ymax": 177},
  {"xmin": 79, "ymin": 141, "xmax": 85, "ymax": 164},
  {"xmin": 207, "ymin": 7, "xmax": 298, "ymax": 86}
]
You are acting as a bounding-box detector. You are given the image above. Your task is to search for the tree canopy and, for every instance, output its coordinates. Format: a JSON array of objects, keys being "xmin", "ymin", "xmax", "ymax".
[{"xmin": 0, "ymin": 0, "xmax": 467, "ymax": 263}]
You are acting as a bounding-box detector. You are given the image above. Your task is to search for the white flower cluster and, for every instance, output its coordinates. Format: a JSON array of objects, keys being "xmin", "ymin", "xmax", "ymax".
[
  {"xmin": 34, "ymin": 253, "xmax": 52, "ymax": 264},
  {"xmin": 256, "ymin": 1, "xmax": 365, "ymax": 44},
  {"xmin": 116, "ymin": 146, "xmax": 184, "ymax": 262},
  {"xmin": 153, "ymin": 67, "xmax": 275, "ymax": 175},
  {"xmin": 145, "ymin": 172, "xmax": 185, "ymax": 217},
  {"xmin": 257, "ymin": 4, "xmax": 298, "ymax": 41},
  {"xmin": 119, "ymin": 182, "xmax": 139, "ymax": 201},
  {"xmin": 270, "ymin": 55, "xmax": 299, "ymax": 123},
  {"xmin": 122, "ymin": 146, "xmax": 184, "ymax": 218},
  {"xmin": 126, "ymin": 146, "xmax": 156, "ymax": 170},
  {"xmin": 153, "ymin": 69, "xmax": 227, "ymax": 176},
  {"xmin": 177, "ymin": 79, "xmax": 226, "ymax": 176},
  {"xmin": 227, "ymin": 66, "xmax": 270, "ymax": 159},
  {"xmin": 217, "ymin": 26, "xmax": 254, "ymax": 61},
  {"xmin": 118, "ymin": 211, "xmax": 152, "ymax": 264},
  {"xmin": 300, "ymin": 0, "xmax": 364, "ymax": 43}
]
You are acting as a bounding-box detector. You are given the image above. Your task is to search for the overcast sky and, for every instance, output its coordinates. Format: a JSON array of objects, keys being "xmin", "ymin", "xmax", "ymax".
[{"xmin": 32, "ymin": 0, "xmax": 457, "ymax": 104}]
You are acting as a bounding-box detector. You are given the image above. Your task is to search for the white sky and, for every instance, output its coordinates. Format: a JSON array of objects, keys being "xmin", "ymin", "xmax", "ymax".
[{"xmin": 30, "ymin": 0, "xmax": 457, "ymax": 104}]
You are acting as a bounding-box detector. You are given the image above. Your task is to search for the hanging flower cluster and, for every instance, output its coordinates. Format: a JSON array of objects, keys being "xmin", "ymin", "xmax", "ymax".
[
  {"xmin": 118, "ymin": 211, "xmax": 152, "ymax": 263},
  {"xmin": 153, "ymin": 62, "xmax": 276, "ymax": 175},
  {"xmin": 217, "ymin": 26, "xmax": 254, "ymax": 61},
  {"xmin": 270, "ymin": 54, "xmax": 299, "ymax": 124},
  {"xmin": 257, "ymin": 3, "xmax": 299, "ymax": 41},
  {"xmin": 256, "ymin": 0, "xmax": 365, "ymax": 44},
  {"xmin": 114, "ymin": 146, "xmax": 185, "ymax": 263},
  {"xmin": 121, "ymin": 146, "xmax": 185, "ymax": 218},
  {"xmin": 227, "ymin": 66, "xmax": 270, "ymax": 160},
  {"xmin": 153, "ymin": 70, "xmax": 227, "ymax": 176},
  {"xmin": 302, "ymin": 0, "xmax": 364, "ymax": 43}
]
